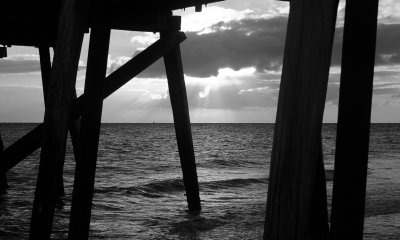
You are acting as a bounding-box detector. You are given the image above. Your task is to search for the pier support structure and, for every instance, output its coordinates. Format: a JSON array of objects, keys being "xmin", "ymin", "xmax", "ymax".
[
  {"xmin": 29, "ymin": 0, "xmax": 89, "ymax": 238},
  {"xmin": 68, "ymin": 5, "xmax": 111, "ymax": 237},
  {"xmin": 264, "ymin": 0, "xmax": 338, "ymax": 239},
  {"xmin": 1, "ymin": 1, "xmax": 205, "ymax": 238},
  {"xmin": 265, "ymin": 0, "xmax": 380, "ymax": 239},
  {"xmin": 38, "ymin": 46, "xmax": 81, "ymax": 161},
  {"xmin": 329, "ymin": 0, "xmax": 379, "ymax": 239},
  {"xmin": 163, "ymin": 31, "xmax": 201, "ymax": 211}
]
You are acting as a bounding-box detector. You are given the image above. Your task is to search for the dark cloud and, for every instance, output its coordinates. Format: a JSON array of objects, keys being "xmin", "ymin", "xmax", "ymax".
[
  {"xmin": 3, "ymin": 17, "xmax": 400, "ymax": 80},
  {"xmin": 375, "ymin": 24, "xmax": 400, "ymax": 64},
  {"xmin": 182, "ymin": 17, "xmax": 287, "ymax": 77},
  {"xmin": 137, "ymin": 17, "xmax": 400, "ymax": 78},
  {"xmin": 139, "ymin": 17, "xmax": 288, "ymax": 78},
  {"xmin": 331, "ymin": 23, "xmax": 400, "ymax": 66},
  {"xmin": 325, "ymin": 81, "xmax": 400, "ymax": 107}
]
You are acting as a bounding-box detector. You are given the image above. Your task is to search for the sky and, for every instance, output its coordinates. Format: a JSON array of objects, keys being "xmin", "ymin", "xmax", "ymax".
[{"xmin": 1, "ymin": 0, "xmax": 400, "ymax": 123}]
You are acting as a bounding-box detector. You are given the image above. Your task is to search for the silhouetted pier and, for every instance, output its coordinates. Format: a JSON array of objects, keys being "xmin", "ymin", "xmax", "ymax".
[
  {"xmin": 0, "ymin": 0, "xmax": 381, "ymax": 239},
  {"xmin": 0, "ymin": 0, "xmax": 221, "ymax": 238},
  {"xmin": 265, "ymin": 0, "xmax": 379, "ymax": 239}
]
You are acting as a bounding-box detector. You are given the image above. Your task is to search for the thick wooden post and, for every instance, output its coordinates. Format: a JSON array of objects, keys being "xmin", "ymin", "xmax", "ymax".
[
  {"xmin": 39, "ymin": 46, "xmax": 65, "ymax": 197},
  {"xmin": 162, "ymin": 31, "xmax": 201, "ymax": 212},
  {"xmin": 29, "ymin": 0, "xmax": 88, "ymax": 238},
  {"xmin": 39, "ymin": 48, "xmax": 82, "ymax": 154},
  {"xmin": 39, "ymin": 47, "xmax": 51, "ymax": 99},
  {"xmin": 264, "ymin": 0, "xmax": 338, "ymax": 239},
  {"xmin": 309, "ymin": 140, "xmax": 329, "ymax": 239},
  {"xmin": 39, "ymin": 46, "xmax": 82, "ymax": 196},
  {"xmin": 329, "ymin": 1, "xmax": 379, "ymax": 239},
  {"xmin": 68, "ymin": 24, "xmax": 111, "ymax": 239}
]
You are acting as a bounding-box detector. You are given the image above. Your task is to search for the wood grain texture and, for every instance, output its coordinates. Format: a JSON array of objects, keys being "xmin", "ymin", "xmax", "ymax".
[
  {"xmin": 264, "ymin": 0, "xmax": 338, "ymax": 239},
  {"xmin": 163, "ymin": 31, "xmax": 201, "ymax": 211}
]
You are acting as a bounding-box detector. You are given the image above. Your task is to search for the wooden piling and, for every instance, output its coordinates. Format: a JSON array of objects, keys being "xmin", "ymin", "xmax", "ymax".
[
  {"xmin": 264, "ymin": 0, "xmax": 338, "ymax": 239},
  {"xmin": 329, "ymin": 0, "xmax": 379, "ymax": 239},
  {"xmin": 39, "ymin": 46, "xmax": 82, "ymax": 196},
  {"xmin": 38, "ymin": 47, "xmax": 62, "ymax": 197},
  {"xmin": 39, "ymin": 47, "xmax": 51, "ymax": 100},
  {"xmin": 29, "ymin": 0, "xmax": 88, "ymax": 238},
  {"xmin": 162, "ymin": 31, "xmax": 201, "ymax": 212},
  {"xmin": 68, "ymin": 23, "xmax": 111, "ymax": 239},
  {"xmin": 39, "ymin": 47, "xmax": 65, "ymax": 197},
  {"xmin": 309, "ymin": 140, "xmax": 329, "ymax": 239}
]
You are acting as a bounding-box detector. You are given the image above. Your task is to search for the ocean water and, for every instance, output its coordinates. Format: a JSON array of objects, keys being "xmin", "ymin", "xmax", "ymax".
[{"xmin": 0, "ymin": 123, "xmax": 399, "ymax": 239}]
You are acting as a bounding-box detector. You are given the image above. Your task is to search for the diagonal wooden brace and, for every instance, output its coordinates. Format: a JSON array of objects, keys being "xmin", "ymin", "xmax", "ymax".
[
  {"xmin": 0, "ymin": 31, "xmax": 186, "ymax": 173},
  {"xmin": 162, "ymin": 31, "xmax": 201, "ymax": 211}
]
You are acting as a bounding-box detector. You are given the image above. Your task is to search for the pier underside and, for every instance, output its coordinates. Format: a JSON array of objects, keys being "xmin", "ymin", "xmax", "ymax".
[
  {"xmin": 0, "ymin": 0, "xmax": 383, "ymax": 239},
  {"xmin": 0, "ymin": 0, "xmax": 220, "ymax": 238}
]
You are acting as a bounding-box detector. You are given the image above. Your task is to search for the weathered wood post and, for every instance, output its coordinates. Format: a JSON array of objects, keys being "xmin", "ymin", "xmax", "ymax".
[
  {"xmin": 162, "ymin": 30, "xmax": 201, "ymax": 212},
  {"xmin": 68, "ymin": 9, "xmax": 110, "ymax": 239},
  {"xmin": 329, "ymin": 0, "xmax": 379, "ymax": 239},
  {"xmin": 264, "ymin": 0, "xmax": 338, "ymax": 239},
  {"xmin": 38, "ymin": 46, "xmax": 65, "ymax": 197},
  {"xmin": 39, "ymin": 47, "xmax": 51, "ymax": 99},
  {"xmin": 39, "ymin": 46, "xmax": 81, "ymax": 197},
  {"xmin": 29, "ymin": 0, "xmax": 88, "ymax": 238},
  {"xmin": 0, "ymin": 131, "xmax": 7, "ymax": 193},
  {"xmin": 37, "ymin": 47, "xmax": 83, "ymax": 166}
]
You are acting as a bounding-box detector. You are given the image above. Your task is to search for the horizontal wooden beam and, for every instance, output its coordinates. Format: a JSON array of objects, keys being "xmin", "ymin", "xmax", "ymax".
[
  {"xmin": 100, "ymin": 15, "xmax": 181, "ymax": 32},
  {"xmin": 3, "ymin": 0, "xmax": 223, "ymax": 13},
  {"xmin": 0, "ymin": 15, "xmax": 179, "ymax": 47},
  {"xmin": 0, "ymin": 18, "xmax": 58, "ymax": 47},
  {"xmin": 0, "ymin": 31, "xmax": 186, "ymax": 172},
  {"xmin": 152, "ymin": 0, "xmax": 222, "ymax": 11}
]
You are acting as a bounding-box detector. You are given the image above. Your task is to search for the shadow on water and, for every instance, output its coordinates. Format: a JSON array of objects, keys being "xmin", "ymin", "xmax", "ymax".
[{"xmin": 169, "ymin": 212, "xmax": 223, "ymax": 240}]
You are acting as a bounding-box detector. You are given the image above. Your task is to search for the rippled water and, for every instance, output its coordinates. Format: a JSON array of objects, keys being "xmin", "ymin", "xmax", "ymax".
[{"xmin": 0, "ymin": 123, "xmax": 399, "ymax": 239}]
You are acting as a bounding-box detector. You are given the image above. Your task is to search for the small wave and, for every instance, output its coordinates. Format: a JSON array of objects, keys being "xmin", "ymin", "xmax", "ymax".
[
  {"xmin": 170, "ymin": 216, "xmax": 223, "ymax": 234},
  {"xmin": 140, "ymin": 178, "xmax": 185, "ymax": 193},
  {"xmin": 136, "ymin": 177, "xmax": 267, "ymax": 193},
  {"xmin": 93, "ymin": 177, "xmax": 267, "ymax": 199},
  {"xmin": 94, "ymin": 186, "xmax": 120, "ymax": 194},
  {"xmin": 207, "ymin": 159, "xmax": 235, "ymax": 167},
  {"xmin": 204, "ymin": 158, "xmax": 254, "ymax": 168},
  {"xmin": 93, "ymin": 203, "xmax": 125, "ymax": 212},
  {"xmin": 202, "ymin": 178, "xmax": 267, "ymax": 190},
  {"xmin": 0, "ymin": 226, "xmax": 27, "ymax": 239},
  {"xmin": 94, "ymin": 179, "xmax": 185, "ymax": 198}
]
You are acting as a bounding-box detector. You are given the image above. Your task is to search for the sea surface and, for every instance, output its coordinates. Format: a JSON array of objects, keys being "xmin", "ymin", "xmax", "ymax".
[{"xmin": 0, "ymin": 123, "xmax": 399, "ymax": 239}]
